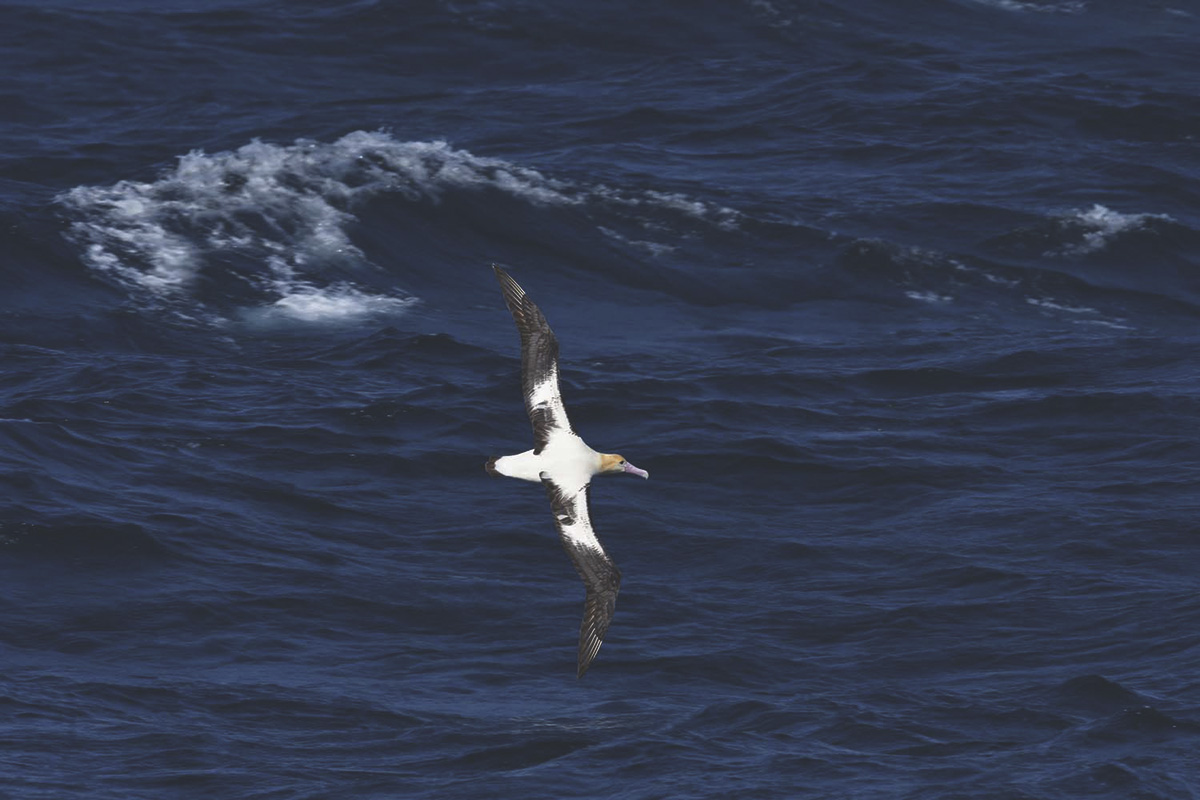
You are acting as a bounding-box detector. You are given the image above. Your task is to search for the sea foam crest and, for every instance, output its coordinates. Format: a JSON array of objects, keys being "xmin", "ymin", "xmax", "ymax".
[
  {"xmin": 1053, "ymin": 204, "xmax": 1173, "ymax": 256},
  {"xmin": 967, "ymin": 0, "xmax": 1087, "ymax": 13},
  {"xmin": 58, "ymin": 132, "xmax": 438, "ymax": 323},
  {"xmin": 58, "ymin": 131, "xmax": 736, "ymax": 322}
]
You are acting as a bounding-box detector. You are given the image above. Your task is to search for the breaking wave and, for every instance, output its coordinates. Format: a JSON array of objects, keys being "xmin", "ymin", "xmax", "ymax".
[{"xmin": 56, "ymin": 131, "xmax": 743, "ymax": 325}]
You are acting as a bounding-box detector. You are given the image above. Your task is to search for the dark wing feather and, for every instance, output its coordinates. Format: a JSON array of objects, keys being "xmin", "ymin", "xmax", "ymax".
[
  {"xmin": 493, "ymin": 265, "xmax": 573, "ymax": 452},
  {"xmin": 542, "ymin": 477, "xmax": 621, "ymax": 679}
]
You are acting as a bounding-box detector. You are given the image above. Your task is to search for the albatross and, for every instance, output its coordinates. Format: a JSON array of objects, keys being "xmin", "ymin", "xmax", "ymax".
[{"xmin": 486, "ymin": 265, "xmax": 649, "ymax": 678}]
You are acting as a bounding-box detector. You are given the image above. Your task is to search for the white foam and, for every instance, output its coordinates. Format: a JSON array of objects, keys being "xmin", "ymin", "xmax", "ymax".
[
  {"xmin": 1025, "ymin": 296, "xmax": 1132, "ymax": 329},
  {"xmin": 1026, "ymin": 296, "xmax": 1097, "ymax": 314},
  {"xmin": 1072, "ymin": 318, "xmax": 1133, "ymax": 330},
  {"xmin": 59, "ymin": 134, "xmax": 393, "ymax": 320},
  {"xmin": 592, "ymin": 185, "xmax": 743, "ymax": 230},
  {"xmin": 967, "ymin": 0, "xmax": 1087, "ymax": 13},
  {"xmin": 1054, "ymin": 204, "xmax": 1173, "ymax": 256},
  {"xmin": 906, "ymin": 290, "xmax": 953, "ymax": 304},
  {"xmin": 952, "ymin": 260, "xmax": 1020, "ymax": 287},
  {"xmin": 598, "ymin": 226, "xmax": 678, "ymax": 257},
  {"xmin": 59, "ymin": 131, "xmax": 741, "ymax": 324},
  {"xmin": 57, "ymin": 132, "xmax": 603, "ymax": 322},
  {"xmin": 258, "ymin": 284, "xmax": 415, "ymax": 324}
]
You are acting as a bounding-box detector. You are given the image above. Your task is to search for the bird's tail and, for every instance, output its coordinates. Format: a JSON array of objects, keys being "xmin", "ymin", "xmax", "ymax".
[{"xmin": 484, "ymin": 457, "xmax": 500, "ymax": 476}]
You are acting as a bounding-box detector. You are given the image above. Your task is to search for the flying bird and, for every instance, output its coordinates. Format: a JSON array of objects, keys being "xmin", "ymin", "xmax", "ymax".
[{"xmin": 486, "ymin": 265, "xmax": 649, "ymax": 678}]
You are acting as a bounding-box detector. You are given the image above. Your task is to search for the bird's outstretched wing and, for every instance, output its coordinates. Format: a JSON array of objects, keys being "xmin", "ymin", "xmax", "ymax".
[
  {"xmin": 542, "ymin": 476, "xmax": 621, "ymax": 679},
  {"xmin": 493, "ymin": 265, "xmax": 574, "ymax": 453}
]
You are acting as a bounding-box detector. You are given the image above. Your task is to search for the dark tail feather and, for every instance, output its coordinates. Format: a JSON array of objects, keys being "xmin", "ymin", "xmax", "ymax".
[{"xmin": 484, "ymin": 457, "xmax": 500, "ymax": 476}]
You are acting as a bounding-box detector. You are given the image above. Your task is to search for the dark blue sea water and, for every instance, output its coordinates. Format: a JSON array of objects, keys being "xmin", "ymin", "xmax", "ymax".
[{"xmin": 2, "ymin": 1, "xmax": 1199, "ymax": 797}]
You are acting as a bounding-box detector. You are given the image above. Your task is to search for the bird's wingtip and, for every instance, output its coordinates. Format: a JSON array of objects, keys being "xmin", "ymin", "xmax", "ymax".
[
  {"xmin": 576, "ymin": 651, "xmax": 596, "ymax": 679},
  {"xmin": 576, "ymin": 650, "xmax": 599, "ymax": 679}
]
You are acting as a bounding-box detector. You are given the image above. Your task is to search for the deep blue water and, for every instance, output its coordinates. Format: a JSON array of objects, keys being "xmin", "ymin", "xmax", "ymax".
[{"xmin": 2, "ymin": 1, "xmax": 1199, "ymax": 797}]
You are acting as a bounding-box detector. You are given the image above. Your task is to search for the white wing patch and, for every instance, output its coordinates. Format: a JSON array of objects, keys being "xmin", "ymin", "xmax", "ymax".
[
  {"xmin": 528, "ymin": 364, "xmax": 559, "ymax": 407},
  {"xmin": 558, "ymin": 504, "xmax": 603, "ymax": 554},
  {"xmin": 528, "ymin": 363, "xmax": 571, "ymax": 437}
]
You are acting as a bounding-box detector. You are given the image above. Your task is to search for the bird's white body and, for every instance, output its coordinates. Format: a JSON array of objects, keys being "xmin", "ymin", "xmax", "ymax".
[
  {"xmin": 486, "ymin": 265, "xmax": 648, "ymax": 678},
  {"xmin": 493, "ymin": 433, "xmax": 605, "ymax": 554},
  {"xmin": 493, "ymin": 433, "xmax": 598, "ymax": 489}
]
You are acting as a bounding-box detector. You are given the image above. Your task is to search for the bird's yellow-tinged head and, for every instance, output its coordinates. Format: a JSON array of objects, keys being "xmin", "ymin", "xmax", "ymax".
[{"xmin": 599, "ymin": 453, "xmax": 649, "ymax": 479}]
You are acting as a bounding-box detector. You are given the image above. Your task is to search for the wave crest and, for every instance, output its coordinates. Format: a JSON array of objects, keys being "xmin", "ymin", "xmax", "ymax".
[{"xmin": 57, "ymin": 130, "xmax": 744, "ymax": 323}]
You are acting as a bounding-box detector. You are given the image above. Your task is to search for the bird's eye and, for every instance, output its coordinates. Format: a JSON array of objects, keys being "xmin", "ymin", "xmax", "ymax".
[{"xmin": 619, "ymin": 460, "xmax": 627, "ymax": 466}]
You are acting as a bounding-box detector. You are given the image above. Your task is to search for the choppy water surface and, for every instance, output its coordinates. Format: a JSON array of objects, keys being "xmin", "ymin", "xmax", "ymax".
[{"xmin": 2, "ymin": 1, "xmax": 1198, "ymax": 798}]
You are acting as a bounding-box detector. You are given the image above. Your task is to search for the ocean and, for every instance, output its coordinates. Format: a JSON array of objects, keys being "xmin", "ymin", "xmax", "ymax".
[{"xmin": 1, "ymin": 1, "xmax": 1198, "ymax": 797}]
